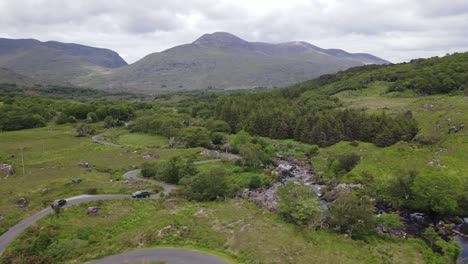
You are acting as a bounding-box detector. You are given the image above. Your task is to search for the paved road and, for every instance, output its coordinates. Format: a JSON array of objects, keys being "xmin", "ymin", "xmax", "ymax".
[
  {"xmin": 86, "ymin": 248, "xmax": 230, "ymax": 264},
  {"xmin": 124, "ymin": 169, "xmax": 177, "ymax": 194},
  {"xmin": 0, "ymin": 172, "xmax": 230, "ymax": 264},
  {"xmin": 0, "ymin": 194, "xmax": 135, "ymax": 256}
]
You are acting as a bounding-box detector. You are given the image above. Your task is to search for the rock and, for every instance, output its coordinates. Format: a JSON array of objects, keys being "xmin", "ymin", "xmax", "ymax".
[
  {"xmin": 16, "ymin": 197, "xmax": 29, "ymax": 208},
  {"xmin": 436, "ymin": 221, "xmax": 453, "ymax": 238},
  {"xmin": 422, "ymin": 103, "xmax": 433, "ymax": 109},
  {"xmin": 142, "ymin": 154, "xmax": 160, "ymax": 159},
  {"xmin": 0, "ymin": 215, "xmax": 4, "ymax": 221},
  {"xmin": 240, "ymin": 223, "xmax": 252, "ymax": 232},
  {"xmin": 0, "ymin": 164, "xmax": 15, "ymax": 176},
  {"xmin": 157, "ymin": 225, "xmax": 173, "ymax": 237},
  {"xmin": 409, "ymin": 212, "xmax": 431, "ymax": 226},
  {"xmin": 199, "ymin": 149, "xmax": 220, "ymax": 157},
  {"xmin": 460, "ymin": 222, "xmax": 468, "ymax": 235},
  {"xmin": 87, "ymin": 207, "xmax": 101, "ymax": 215},
  {"xmin": 71, "ymin": 178, "xmax": 82, "ymax": 184},
  {"xmin": 448, "ymin": 125, "xmax": 458, "ymax": 133},
  {"xmin": 77, "ymin": 162, "xmax": 90, "ymax": 168},
  {"xmin": 239, "ymin": 156, "xmax": 316, "ymax": 211},
  {"xmin": 41, "ymin": 188, "xmax": 49, "ymax": 194},
  {"xmin": 194, "ymin": 209, "xmax": 206, "ymax": 217}
]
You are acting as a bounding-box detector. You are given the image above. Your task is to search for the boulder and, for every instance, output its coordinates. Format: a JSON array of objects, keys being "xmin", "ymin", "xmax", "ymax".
[
  {"xmin": 87, "ymin": 207, "xmax": 101, "ymax": 215},
  {"xmin": 16, "ymin": 197, "xmax": 29, "ymax": 208},
  {"xmin": 0, "ymin": 164, "xmax": 15, "ymax": 176},
  {"xmin": 460, "ymin": 222, "xmax": 468, "ymax": 235},
  {"xmin": 71, "ymin": 178, "xmax": 82, "ymax": 184},
  {"xmin": 409, "ymin": 212, "xmax": 431, "ymax": 226},
  {"xmin": 77, "ymin": 162, "xmax": 90, "ymax": 168},
  {"xmin": 142, "ymin": 154, "xmax": 160, "ymax": 159}
]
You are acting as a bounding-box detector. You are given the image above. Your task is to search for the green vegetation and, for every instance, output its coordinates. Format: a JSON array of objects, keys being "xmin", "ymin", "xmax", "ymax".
[
  {"xmin": 2, "ymin": 199, "xmax": 449, "ymax": 263},
  {"xmin": 1, "ymin": 52, "xmax": 467, "ymax": 263}
]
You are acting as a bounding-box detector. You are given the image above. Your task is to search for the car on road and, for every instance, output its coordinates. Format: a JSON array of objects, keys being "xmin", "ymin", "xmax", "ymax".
[
  {"xmin": 132, "ymin": 190, "xmax": 151, "ymax": 198},
  {"xmin": 51, "ymin": 199, "xmax": 67, "ymax": 208}
]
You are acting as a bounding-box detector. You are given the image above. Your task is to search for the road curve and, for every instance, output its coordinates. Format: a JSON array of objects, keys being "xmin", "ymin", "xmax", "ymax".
[
  {"xmin": 124, "ymin": 169, "xmax": 177, "ymax": 194},
  {"xmin": 0, "ymin": 173, "xmax": 230, "ymax": 264},
  {"xmin": 0, "ymin": 194, "xmax": 137, "ymax": 256},
  {"xmin": 86, "ymin": 248, "xmax": 230, "ymax": 264}
]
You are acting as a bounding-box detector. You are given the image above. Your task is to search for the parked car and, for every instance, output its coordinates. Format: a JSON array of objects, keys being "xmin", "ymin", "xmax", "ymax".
[
  {"xmin": 132, "ymin": 190, "xmax": 150, "ymax": 198},
  {"xmin": 51, "ymin": 199, "xmax": 67, "ymax": 208}
]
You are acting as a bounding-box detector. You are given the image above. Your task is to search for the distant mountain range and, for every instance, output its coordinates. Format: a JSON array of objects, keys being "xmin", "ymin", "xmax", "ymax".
[{"xmin": 0, "ymin": 33, "xmax": 389, "ymax": 92}]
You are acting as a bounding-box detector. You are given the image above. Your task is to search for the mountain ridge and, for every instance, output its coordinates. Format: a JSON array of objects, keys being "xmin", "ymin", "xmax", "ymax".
[{"xmin": 0, "ymin": 32, "xmax": 390, "ymax": 92}]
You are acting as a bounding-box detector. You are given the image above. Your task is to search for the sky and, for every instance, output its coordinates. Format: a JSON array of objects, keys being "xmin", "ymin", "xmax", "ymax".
[{"xmin": 0, "ymin": 0, "xmax": 467, "ymax": 64}]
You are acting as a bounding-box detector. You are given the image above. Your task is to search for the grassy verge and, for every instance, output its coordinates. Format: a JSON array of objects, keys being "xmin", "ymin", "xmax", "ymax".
[{"xmin": 2, "ymin": 199, "xmax": 444, "ymax": 263}]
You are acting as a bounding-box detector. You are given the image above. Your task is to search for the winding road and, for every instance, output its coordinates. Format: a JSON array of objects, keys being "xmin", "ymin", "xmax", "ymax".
[{"xmin": 0, "ymin": 170, "xmax": 230, "ymax": 264}]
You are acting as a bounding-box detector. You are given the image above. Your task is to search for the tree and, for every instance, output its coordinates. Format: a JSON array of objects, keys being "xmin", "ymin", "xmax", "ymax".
[
  {"xmin": 239, "ymin": 143, "xmax": 269, "ymax": 168},
  {"xmin": 103, "ymin": 116, "xmax": 115, "ymax": 128},
  {"xmin": 177, "ymin": 127, "xmax": 212, "ymax": 148},
  {"xmin": 186, "ymin": 167, "xmax": 228, "ymax": 201},
  {"xmin": 386, "ymin": 169, "xmax": 417, "ymax": 201},
  {"xmin": 327, "ymin": 189, "xmax": 375, "ymax": 235},
  {"xmin": 277, "ymin": 182, "xmax": 320, "ymax": 225}
]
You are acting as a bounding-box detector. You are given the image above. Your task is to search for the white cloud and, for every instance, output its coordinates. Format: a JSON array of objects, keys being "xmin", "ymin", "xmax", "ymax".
[{"xmin": 0, "ymin": 0, "xmax": 466, "ymax": 63}]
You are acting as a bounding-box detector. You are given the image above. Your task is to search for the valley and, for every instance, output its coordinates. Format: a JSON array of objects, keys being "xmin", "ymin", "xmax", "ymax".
[{"xmin": 0, "ymin": 52, "xmax": 467, "ymax": 263}]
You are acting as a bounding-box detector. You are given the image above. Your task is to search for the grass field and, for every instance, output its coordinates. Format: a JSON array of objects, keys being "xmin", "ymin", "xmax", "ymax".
[
  {"xmin": 0, "ymin": 125, "xmax": 203, "ymax": 235},
  {"xmin": 312, "ymin": 83, "xmax": 468, "ymax": 209},
  {"xmin": 2, "ymin": 199, "xmax": 445, "ymax": 263}
]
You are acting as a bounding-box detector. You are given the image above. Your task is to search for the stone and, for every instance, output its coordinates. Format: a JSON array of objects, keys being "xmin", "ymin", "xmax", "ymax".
[
  {"xmin": 71, "ymin": 178, "xmax": 82, "ymax": 184},
  {"xmin": 199, "ymin": 149, "xmax": 220, "ymax": 157},
  {"xmin": 41, "ymin": 188, "xmax": 49, "ymax": 194},
  {"xmin": 87, "ymin": 207, "xmax": 101, "ymax": 215},
  {"xmin": 0, "ymin": 215, "xmax": 4, "ymax": 221},
  {"xmin": 142, "ymin": 154, "xmax": 160, "ymax": 159},
  {"xmin": 157, "ymin": 225, "xmax": 173, "ymax": 237},
  {"xmin": 422, "ymin": 103, "xmax": 433, "ymax": 109},
  {"xmin": 409, "ymin": 212, "xmax": 431, "ymax": 226},
  {"xmin": 459, "ymin": 222, "xmax": 468, "ymax": 236},
  {"xmin": 77, "ymin": 162, "xmax": 90, "ymax": 168},
  {"xmin": 0, "ymin": 164, "xmax": 15, "ymax": 176},
  {"xmin": 16, "ymin": 197, "xmax": 29, "ymax": 208}
]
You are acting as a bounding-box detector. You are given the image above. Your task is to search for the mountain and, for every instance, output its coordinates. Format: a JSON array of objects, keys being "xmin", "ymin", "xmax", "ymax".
[
  {"xmin": 0, "ymin": 38, "xmax": 127, "ymax": 84},
  {"xmin": 81, "ymin": 32, "xmax": 389, "ymax": 92}
]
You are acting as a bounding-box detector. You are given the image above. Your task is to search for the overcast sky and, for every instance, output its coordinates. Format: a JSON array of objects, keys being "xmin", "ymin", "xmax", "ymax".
[{"xmin": 0, "ymin": 0, "xmax": 466, "ymax": 63}]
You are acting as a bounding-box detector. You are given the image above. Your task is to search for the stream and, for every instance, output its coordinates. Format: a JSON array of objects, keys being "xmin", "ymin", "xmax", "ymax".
[{"xmin": 457, "ymin": 236, "xmax": 468, "ymax": 263}]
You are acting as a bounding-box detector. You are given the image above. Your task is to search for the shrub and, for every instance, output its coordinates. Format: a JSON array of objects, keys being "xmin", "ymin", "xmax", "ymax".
[
  {"xmin": 337, "ymin": 153, "xmax": 360, "ymax": 172},
  {"xmin": 277, "ymin": 182, "xmax": 320, "ymax": 225}
]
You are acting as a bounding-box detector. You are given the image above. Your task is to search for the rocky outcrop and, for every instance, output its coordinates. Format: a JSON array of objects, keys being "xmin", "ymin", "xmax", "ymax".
[
  {"xmin": 87, "ymin": 207, "xmax": 101, "ymax": 215},
  {"xmin": 16, "ymin": 198, "xmax": 28, "ymax": 208},
  {"xmin": 0, "ymin": 164, "xmax": 15, "ymax": 176},
  {"xmin": 239, "ymin": 156, "xmax": 318, "ymax": 211}
]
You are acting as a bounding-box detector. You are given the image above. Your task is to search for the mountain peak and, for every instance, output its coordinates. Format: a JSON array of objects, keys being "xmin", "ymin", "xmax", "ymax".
[{"xmin": 192, "ymin": 32, "xmax": 250, "ymax": 49}]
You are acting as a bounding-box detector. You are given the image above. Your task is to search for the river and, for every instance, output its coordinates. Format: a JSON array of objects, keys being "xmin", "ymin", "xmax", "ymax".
[{"xmin": 457, "ymin": 236, "xmax": 468, "ymax": 263}]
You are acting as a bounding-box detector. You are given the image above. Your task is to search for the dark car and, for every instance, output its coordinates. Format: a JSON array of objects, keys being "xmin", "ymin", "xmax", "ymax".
[
  {"xmin": 132, "ymin": 190, "xmax": 150, "ymax": 198},
  {"xmin": 51, "ymin": 199, "xmax": 67, "ymax": 208}
]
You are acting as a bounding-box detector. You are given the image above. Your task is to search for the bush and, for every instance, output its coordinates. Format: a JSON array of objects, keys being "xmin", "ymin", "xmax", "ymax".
[
  {"xmin": 326, "ymin": 189, "xmax": 375, "ymax": 235},
  {"xmin": 186, "ymin": 167, "xmax": 228, "ymax": 201},
  {"xmin": 337, "ymin": 153, "xmax": 360, "ymax": 172},
  {"xmin": 277, "ymin": 182, "xmax": 320, "ymax": 225},
  {"xmin": 86, "ymin": 188, "xmax": 98, "ymax": 195}
]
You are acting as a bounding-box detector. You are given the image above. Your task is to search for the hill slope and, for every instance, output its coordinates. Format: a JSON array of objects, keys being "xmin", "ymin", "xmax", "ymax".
[
  {"xmin": 81, "ymin": 32, "xmax": 389, "ymax": 92},
  {"xmin": 0, "ymin": 38, "xmax": 127, "ymax": 83}
]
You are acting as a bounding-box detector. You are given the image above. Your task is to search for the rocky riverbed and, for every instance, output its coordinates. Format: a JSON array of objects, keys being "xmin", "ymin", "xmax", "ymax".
[{"xmin": 238, "ymin": 156, "xmax": 468, "ymax": 254}]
